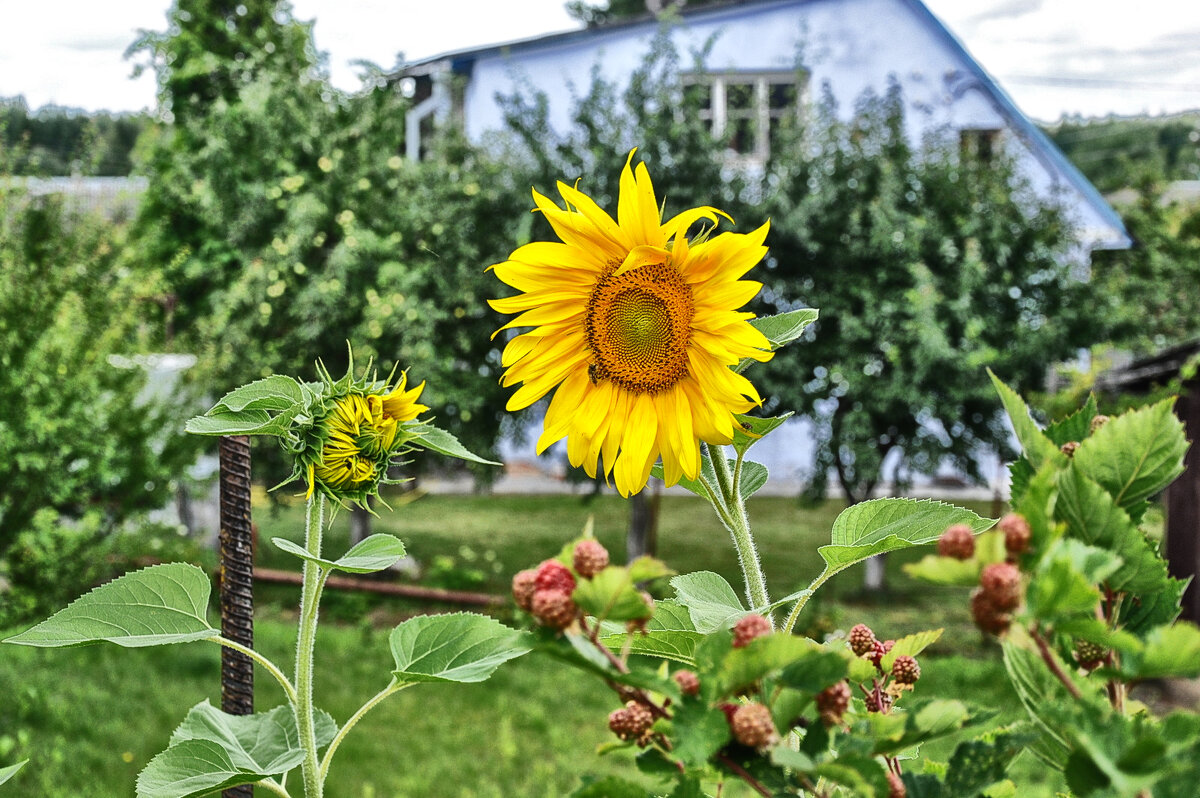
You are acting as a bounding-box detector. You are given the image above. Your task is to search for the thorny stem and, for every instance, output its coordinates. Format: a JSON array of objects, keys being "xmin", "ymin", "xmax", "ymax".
[
  {"xmin": 1102, "ymin": 584, "xmax": 1127, "ymax": 713},
  {"xmin": 213, "ymin": 636, "xmax": 298, "ymax": 705},
  {"xmin": 295, "ymin": 495, "xmax": 328, "ymax": 798},
  {"xmin": 1031, "ymin": 624, "xmax": 1082, "ymax": 700},
  {"xmin": 706, "ymin": 444, "xmax": 771, "ymax": 618},
  {"xmin": 583, "ymin": 618, "xmax": 671, "ymax": 719},
  {"xmin": 717, "ymin": 753, "xmax": 772, "ymax": 797}
]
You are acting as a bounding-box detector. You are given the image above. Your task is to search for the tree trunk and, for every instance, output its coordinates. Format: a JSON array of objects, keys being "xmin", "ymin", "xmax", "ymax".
[{"xmin": 627, "ymin": 484, "xmax": 661, "ymax": 561}]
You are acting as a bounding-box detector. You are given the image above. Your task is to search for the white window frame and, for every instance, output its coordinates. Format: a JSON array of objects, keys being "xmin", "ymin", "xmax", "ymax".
[{"xmin": 683, "ymin": 70, "xmax": 807, "ymax": 163}]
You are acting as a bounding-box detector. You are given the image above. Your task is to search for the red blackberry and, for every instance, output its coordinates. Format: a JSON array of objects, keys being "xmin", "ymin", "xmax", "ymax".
[
  {"xmin": 572, "ymin": 539, "xmax": 610, "ymax": 578},
  {"xmin": 732, "ymin": 613, "xmax": 772, "ymax": 648},
  {"xmin": 937, "ymin": 523, "xmax": 976, "ymax": 560}
]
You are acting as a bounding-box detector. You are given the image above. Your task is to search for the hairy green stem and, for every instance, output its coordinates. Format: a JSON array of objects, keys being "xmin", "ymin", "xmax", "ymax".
[
  {"xmin": 295, "ymin": 495, "xmax": 328, "ymax": 798},
  {"xmin": 213, "ymin": 636, "xmax": 297, "ymax": 705},
  {"xmin": 782, "ymin": 568, "xmax": 833, "ymax": 635},
  {"xmin": 259, "ymin": 778, "xmax": 293, "ymax": 798},
  {"xmin": 707, "ymin": 444, "xmax": 770, "ymax": 617},
  {"xmin": 318, "ymin": 680, "xmax": 409, "ymax": 781}
]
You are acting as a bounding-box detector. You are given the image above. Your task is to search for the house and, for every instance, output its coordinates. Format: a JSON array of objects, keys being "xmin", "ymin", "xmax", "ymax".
[
  {"xmin": 399, "ymin": 0, "xmax": 1132, "ymax": 496},
  {"xmin": 399, "ymin": 0, "xmax": 1130, "ymax": 253}
]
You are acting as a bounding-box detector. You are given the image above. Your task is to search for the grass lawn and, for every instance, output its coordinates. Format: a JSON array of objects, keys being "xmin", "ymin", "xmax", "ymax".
[{"xmin": 0, "ymin": 492, "xmax": 1067, "ymax": 796}]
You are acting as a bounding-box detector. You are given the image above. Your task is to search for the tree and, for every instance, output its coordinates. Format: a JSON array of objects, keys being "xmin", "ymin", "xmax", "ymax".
[
  {"xmin": 754, "ymin": 83, "xmax": 1107, "ymax": 588},
  {"xmin": 0, "ymin": 185, "xmax": 192, "ymax": 558}
]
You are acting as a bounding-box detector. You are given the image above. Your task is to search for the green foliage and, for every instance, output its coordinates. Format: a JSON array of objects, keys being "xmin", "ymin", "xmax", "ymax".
[
  {"xmin": 271, "ymin": 533, "xmax": 407, "ymax": 574},
  {"xmin": 4, "ymin": 563, "xmax": 216, "ymax": 649},
  {"xmin": 137, "ymin": 702, "xmax": 337, "ymax": 798},
  {"xmin": 1045, "ymin": 113, "xmax": 1200, "ymax": 194},
  {"xmin": 388, "ymin": 613, "xmax": 532, "ymax": 684},
  {"xmin": 0, "ymin": 186, "xmax": 195, "ymax": 561},
  {"xmin": 756, "ymin": 83, "xmax": 1105, "ymax": 502},
  {"xmin": 0, "ymin": 96, "xmax": 149, "ymax": 176},
  {"xmin": 0, "ymin": 760, "xmax": 26, "ymax": 786}
]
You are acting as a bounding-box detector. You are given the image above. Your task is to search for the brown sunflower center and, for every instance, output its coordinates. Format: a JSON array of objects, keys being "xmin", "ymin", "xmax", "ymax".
[{"xmin": 585, "ymin": 259, "xmax": 693, "ymax": 394}]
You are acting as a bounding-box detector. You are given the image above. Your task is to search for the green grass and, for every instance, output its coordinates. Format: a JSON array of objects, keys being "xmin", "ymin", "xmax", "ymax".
[{"xmin": 0, "ymin": 493, "xmax": 1067, "ymax": 796}]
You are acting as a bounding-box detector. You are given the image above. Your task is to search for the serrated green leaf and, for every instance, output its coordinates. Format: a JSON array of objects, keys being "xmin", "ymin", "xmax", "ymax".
[
  {"xmin": 814, "ymin": 755, "xmax": 890, "ymax": 798},
  {"xmin": 1055, "ymin": 467, "xmax": 1168, "ymax": 594},
  {"xmin": 271, "ymin": 534, "xmax": 407, "ymax": 574},
  {"xmin": 777, "ymin": 647, "xmax": 850, "ymax": 694},
  {"xmin": 1072, "ymin": 399, "xmax": 1187, "ymax": 508},
  {"xmin": 818, "ymin": 499, "xmax": 993, "ymax": 577},
  {"xmin": 137, "ymin": 702, "xmax": 336, "ymax": 798},
  {"xmin": 881, "ymin": 628, "xmax": 943, "ymax": 672},
  {"xmin": 3, "ymin": 563, "xmax": 216, "ymax": 648},
  {"xmin": 1044, "ymin": 395, "xmax": 1099, "ymax": 447},
  {"xmin": 869, "ymin": 700, "xmax": 973, "ymax": 756},
  {"xmin": 212, "ymin": 375, "xmax": 304, "ymax": 413},
  {"xmin": 185, "ymin": 407, "xmax": 298, "ymax": 437},
  {"xmin": 719, "ymin": 633, "xmax": 819, "ymax": 694},
  {"xmin": 737, "ymin": 461, "xmax": 769, "ymax": 499},
  {"xmin": 945, "ymin": 733, "xmax": 1029, "ymax": 797},
  {"xmin": 0, "ymin": 760, "xmax": 27, "ymax": 786},
  {"xmin": 573, "ymin": 565, "xmax": 654, "ymax": 622},
  {"xmin": 389, "ymin": 613, "xmax": 531, "ymax": 683},
  {"xmin": 671, "ymin": 700, "xmax": 731, "ymax": 768},
  {"xmin": 1001, "ymin": 639, "xmax": 1074, "ymax": 769},
  {"xmin": 1118, "ymin": 578, "xmax": 1187, "ymax": 636},
  {"xmin": 1113, "ymin": 622, "xmax": 1200, "ymax": 680},
  {"xmin": 731, "ymin": 412, "xmax": 793, "ymax": 456},
  {"xmin": 769, "ymin": 744, "xmax": 816, "ymax": 771},
  {"xmin": 988, "ymin": 370, "xmax": 1064, "ymax": 470},
  {"xmin": 903, "ymin": 555, "xmax": 984, "ymax": 586},
  {"xmin": 408, "ymin": 423, "xmax": 500, "ymax": 465},
  {"xmin": 670, "ymin": 571, "xmax": 746, "ymax": 633},
  {"xmin": 1027, "ymin": 539, "xmax": 1119, "ymax": 620},
  {"xmin": 601, "ymin": 601, "xmax": 701, "ymax": 665}
]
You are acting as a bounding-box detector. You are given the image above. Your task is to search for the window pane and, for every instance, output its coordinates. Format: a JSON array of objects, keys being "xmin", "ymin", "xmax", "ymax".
[
  {"xmin": 727, "ymin": 117, "xmax": 756, "ymax": 155},
  {"xmin": 683, "ymin": 82, "xmax": 712, "ymax": 111},
  {"xmin": 726, "ymin": 82, "xmax": 755, "ymax": 112},
  {"xmin": 769, "ymin": 81, "xmax": 797, "ymax": 111}
]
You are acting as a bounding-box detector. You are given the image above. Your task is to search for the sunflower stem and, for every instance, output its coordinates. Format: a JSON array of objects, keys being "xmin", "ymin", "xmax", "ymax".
[
  {"xmin": 707, "ymin": 444, "xmax": 770, "ymax": 618},
  {"xmin": 295, "ymin": 494, "xmax": 328, "ymax": 798}
]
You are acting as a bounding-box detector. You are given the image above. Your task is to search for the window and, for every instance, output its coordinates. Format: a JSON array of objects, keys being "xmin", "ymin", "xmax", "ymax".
[
  {"xmin": 683, "ymin": 71, "xmax": 805, "ymax": 162},
  {"xmin": 960, "ymin": 128, "xmax": 1002, "ymax": 163}
]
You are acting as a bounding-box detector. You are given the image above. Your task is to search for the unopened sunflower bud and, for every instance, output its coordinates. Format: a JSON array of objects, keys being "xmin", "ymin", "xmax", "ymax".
[
  {"xmin": 980, "ymin": 562, "xmax": 1022, "ymax": 610},
  {"xmin": 511, "ymin": 569, "xmax": 538, "ymax": 611},
  {"xmin": 533, "ymin": 559, "xmax": 576, "ymax": 594},
  {"xmin": 1090, "ymin": 414, "xmax": 1110, "ymax": 434},
  {"xmin": 729, "ymin": 702, "xmax": 779, "ymax": 748},
  {"xmin": 732, "ymin": 613, "xmax": 772, "ymax": 648},
  {"xmin": 1061, "ymin": 440, "xmax": 1080, "ymax": 458},
  {"xmin": 673, "ymin": 670, "xmax": 701, "ymax": 697},
  {"xmin": 937, "ymin": 524, "xmax": 975, "ymax": 560},
  {"xmin": 608, "ymin": 701, "xmax": 654, "ymax": 741},
  {"xmin": 998, "ymin": 513, "xmax": 1032, "ymax": 556},
  {"xmin": 572, "ymin": 539, "xmax": 609, "ymax": 578},
  {"xmin": 531, "ymin": 589, "xmax": 577, "ymax": 630},
  {"xmin": 848, "ymin": 623, "xmax": 877, "ymax": 656},
  {"xmin": 816, "ymin": 681, "xmax": 851, "ymax": 726},
  {"xmin": 891, "ymin": 655, "xmax": 920, "ymax": 685}
]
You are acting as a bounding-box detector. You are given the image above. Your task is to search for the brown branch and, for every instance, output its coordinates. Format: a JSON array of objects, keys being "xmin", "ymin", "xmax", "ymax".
[
  {"xmin": 583, "ymin": 618, "xmax": 671, "ymax": 719},
  {"xmin": 718, "ymin": 754, "xmax": 772, "ymax": 797},
  {"xmin": 1031, "ymin": 626, "xmax": 1082, "ymax": 700},
  {"xmin": 253, "ymin": 567, "xmax": 504, "ymax": 607}
]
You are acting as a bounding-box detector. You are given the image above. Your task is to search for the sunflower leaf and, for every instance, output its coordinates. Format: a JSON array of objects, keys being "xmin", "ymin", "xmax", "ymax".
[
  {"xmin": 408, "ymin": 422, "xmax": 501, "ymax": 465},
  {"xmin": 271, "ymin": 533, "xmax": 407, "ymax": 574},
  {"xmin": 211, "ymin": 375, "xmax": 305, "ymax": 413},
  {"xmin": 389, "ymin": 613, "xmax": 531, "ymax": 683},
  {"xmin": 750, "ymin": 309, "xmax": 819, "ymax": 350},
  {"xmin": 732, "ymin": 412, "xmax": 793, "ymax": 456},
  {"xmin": 671, "ymin": 571, "xmax": 746, "ymax": 633},
  {"xmin": 3, "ymin": 563, "xmax": 216, "ymax": 648},
  {"xmin": 185, "ymin": 407, "xmax": 300, "ymax": 437}
]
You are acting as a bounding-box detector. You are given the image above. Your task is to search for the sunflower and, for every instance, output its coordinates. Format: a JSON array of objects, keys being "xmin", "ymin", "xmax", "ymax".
[{"xmin": 489, "ymin": 151, "xmax": 773, "ymax": 497}]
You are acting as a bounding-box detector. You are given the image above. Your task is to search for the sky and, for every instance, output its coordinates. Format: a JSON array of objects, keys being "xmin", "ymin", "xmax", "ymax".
[{"xmin": 1, "ymin": 0, "xmax": 1199, "ymax": 122}]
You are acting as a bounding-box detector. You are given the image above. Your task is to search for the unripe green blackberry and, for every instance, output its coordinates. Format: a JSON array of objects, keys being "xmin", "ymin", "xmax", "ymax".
[
  {"xmin": 673, "ymin": 669, "xmax": 701, "ymax": 697},
  {"xmin": 533, "ymin": 559, "xmax": 576, "ymax": 594},
  {"xmin": 816, "ymin": 681, "xmax": 851, "ymax": 726},
  {"xmin": 998, "ymin": 513, "xmax": 1032, "ymax": 556},
  {"xmin": 847, "ymin": 623, "xmax": 876, "ymax": 656},
  {"xmin": 937, "ymin": 523, "xmax": 975, "ymax": 560},
  {"xmin": 1090, "ymin": 414, "xmax": 1110, "ymax": 434},
  {"xmin": 511, "ymin": 568, "xmax": 537, "ymax": 611},
  {"xmin": 891, "ymin": 655, "xmax": 921, "ymax": 685},
  {"xmin": 608, "ymin": 701, "xmax": 654, "ymax": 741},
  {"xmin": 531, "ymin": 589, "xmax": 577, "ymax": 630},
  {"xmin": 980, "ymin": 562, "xmax": 1022, "ymax": 610},
  {"xmin": 573, "ymin": 539, "xmax": 609, "ymax": 578},
  {"xmin": 887, "ymin": 771, "xmax": 907, "ymax": 798},
  {"xmin": 729, "ymin": 702, "xmax": 779, "ymax": 748},
  {"xmin": 732, "ymin": 613, "xmax": 772, "ymax": 648},
  {"xmin": 1074, "ymin": 639, "xmax": 1107, "ymax": 671}
]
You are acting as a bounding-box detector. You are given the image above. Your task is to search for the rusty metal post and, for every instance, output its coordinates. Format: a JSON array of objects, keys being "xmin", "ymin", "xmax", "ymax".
[{"xmin": 219, "ymin": 435, "xmax": 254, "ymax": 798}]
